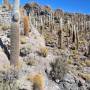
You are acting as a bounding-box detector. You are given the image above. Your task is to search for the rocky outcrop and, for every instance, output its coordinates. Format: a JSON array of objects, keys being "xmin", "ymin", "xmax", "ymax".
[{"xmin": 0, "ymin": 47, "xmax": 10, "ymax": 71}]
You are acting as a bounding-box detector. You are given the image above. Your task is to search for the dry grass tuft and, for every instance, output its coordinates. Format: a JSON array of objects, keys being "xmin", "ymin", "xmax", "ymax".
[
  {"xmin": 2, "ymin": 25, "xmax": 11, "ymax": 31},
  {"xmin": 79, "ymin": 61, "xmax": 86, "ymax": 67},
  {"xmin": 85, "ymin": 60, "xmax": 90, "ymax": 67},
  {"xmin": 50, "ymin": 58, "xmax": 68, "ymax": 83},
  {"xmin": 39, "ymin": 47, "xmax": 48, "ymax": 57},
  {"xmin": 26, "ymin": 60, "xmax": 37, "ymax": 66},
  {"xmin": 79, "ymin": 73, "xmax": 90, "ymax": 81},
  {"xmin": 20, "ymin": 36, "xmax": 27, "ymax": 44},
  {"xmin": 67, "ymin": 59, "xmax": 73, "ymax": 64}
]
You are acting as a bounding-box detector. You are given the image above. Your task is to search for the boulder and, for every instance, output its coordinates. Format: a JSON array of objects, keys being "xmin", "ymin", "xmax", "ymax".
[{"xmin": 0, "ymin": 47, "xmax": 10, "ymax": 71}]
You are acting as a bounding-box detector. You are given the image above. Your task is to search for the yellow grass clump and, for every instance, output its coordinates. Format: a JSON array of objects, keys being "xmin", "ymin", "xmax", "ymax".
[
  {"xmin": 2, "ymin": 24, "xmax": 11, "ymax": 31},
  {"xmin": 79, "ymin": 73, "xmax": 90, "ymax": 81},
  {"xmin": 67, "ymin": 59, "xmax": 73, "ymax": 64},
  {"xmin": 40, "ymin": 47, "xmax": 48, "ymax": 57},
  {"xmin": 20, "ymin": 36, "xmax": 27, "ymax": 44},
  {"xmin": 79, "ymin": 61, "xmax": 86, "ymax": 67},
  {"xmin": 26, "ymin": 59, "xmax": 37, "ymax": 66},
  {"xmin": 85, "ymin": 60, "xmax": 90, "ymax": 67}
]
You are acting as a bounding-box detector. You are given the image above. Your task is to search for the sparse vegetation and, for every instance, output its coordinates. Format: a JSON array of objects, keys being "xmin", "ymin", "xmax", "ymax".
[
  {"xmin": 2, "ymin": 25, "xmax": 11, "ymax": 31},
  {"xmin": 67, "ymin": 59, "xmax": 73, "ymax": 64},
  {"xmin": 79, "ymin": 73, "xmax": 90, "ymax": 81},
  {"xmin": 0, "ymin": 67, "xmax": 18, "ymax": 90},
  {"xmin": 85, "ymin": 60, "xmax": 90, "ymax": 67},
  {"xmin": 79, "ymin": 61, "xmax": 86, "ymax": 67},
  {"xmin": 20, "ymin": 47, "xmax": 30, "ymax": 57},
  {"xmin": 39, "ymin": 47, "xmax": 48, "ymax": 57},
  {"xmin": 44, "ymin": 33, "xmax": 56, "ymax": 47},
  {"xmin": 26, "ymin": 59, "xmax": 37, "ymax": 66},
  {"xmin": 0, "ymin": 1, "xmax": 90, "ymax": 90},
  {"xmin": 20, "ymin": 36, "xmax": 27, "ymax": 44},
  {"xmin": 49, "ymin": 58, "xmax": 68, "ymax": 83}
]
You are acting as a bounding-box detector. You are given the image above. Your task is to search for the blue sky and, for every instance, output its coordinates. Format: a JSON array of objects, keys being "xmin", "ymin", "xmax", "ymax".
[{"xmin": 0, "ymin": 0, "xmax": 90, "ymax": 14}]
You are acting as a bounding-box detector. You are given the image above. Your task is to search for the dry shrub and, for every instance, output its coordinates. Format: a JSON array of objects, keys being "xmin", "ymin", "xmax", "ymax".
[
  {"xmin": 79, "ymin": 61, "xmax": 86, "ymax": 67},
  {"xmin": 49, "ymin": 58, "xmax": 68, "ymax": 83},
  {"xmin": 39, "ymin": 47, "xmax": 48, "ymax": 57},
  {"xmin": 79, "ymin": 73, "xmax": 90, "ymax": 81},
  {"xmin": 0, "ymin": 66, "xmax": 18, "ymax": 90},
  {"xmin": 67, "ymin": 59, "xmax": 73, "ymax": 64},
  {"xmin": 2, "ymin": 25, "xmax": 11, "ymax": 31},
  {"xmin": 85, "ymin": 60, "xmax": 90, "ymax": 67},
  {"xmin": 20, "ymin": 36, "xmax": 27, "ymax": 44},
  {"xmin": 26, "ymin": 59, "xmax": 37, "ymax": 66}
]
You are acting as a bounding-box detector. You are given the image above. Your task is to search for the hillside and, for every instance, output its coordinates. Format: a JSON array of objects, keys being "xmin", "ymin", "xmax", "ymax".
[{"xmin": 0, "ymin": 1, "xmax": 90, "ymax": 90}]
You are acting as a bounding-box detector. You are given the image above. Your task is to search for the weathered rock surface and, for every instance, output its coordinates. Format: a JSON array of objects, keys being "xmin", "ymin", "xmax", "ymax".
[{"xmin": 0, "ymin": 47, "xmax": 10, "ymax": 71}]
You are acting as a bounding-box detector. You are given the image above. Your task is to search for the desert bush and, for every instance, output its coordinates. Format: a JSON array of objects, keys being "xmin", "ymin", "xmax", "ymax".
[
  {"xmin": 79, "ymin": 61, "xmax": 86, "ymax": 67},
  {"xmin": 44, "ymin": 33, "xmax": 57, "ymax": 47},
  {"xmin": 27, "ymin": 73, "xmax": 45, "ymax": 90},
  {"xmin": 78, "ymin": 73, "xmax": 90, "ymax": 81},
  {"xmin": 67, "ymin": 59, "xmax": 73, "ymax": 64},
  {"xmin": 20, "ymin": 47, "xmax": 30, "ymax": 57},
  {"xmin": 39, "ymin": 47, "xmax": 48, "ymax": 57},
  {"xmin": 72, "ymin": 50, "xmax": 78, "ymax": 55},
  {"xmin": 85, "ymin": 60, "xmax": 90, "ymax": 67},
  {"xmin": 0, "ymin": 67, "xmax": 18, "ymax": 90},
  {"xmin": 49, "ymin": 58, "xmax": 68, "ymax": 83},
  {"xmin": 26, "ymin": 59, "xmax": 37, "ymax": 66},
  {"xmin": 23, "ymin": 16, "xmax": 30, "ymax": 36},
  {"xmin": 0, "ymin": 23, "xmax": 2, "ymax": 26},
  {"xmin": 2, "ymin": 25, "xmax": 11, "ymax": 31},
  {"xmin": 20, "ymin": 36, "xmax": 27, "ymax": 44}
]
